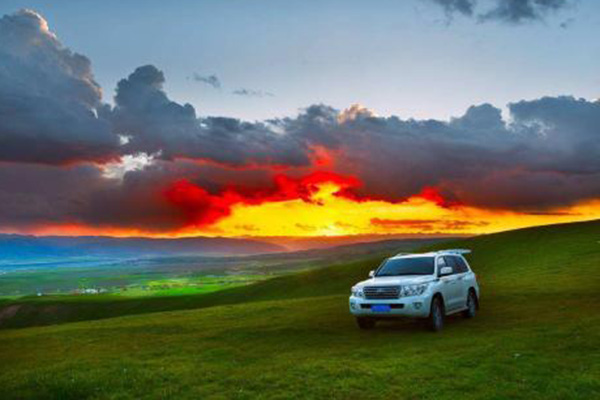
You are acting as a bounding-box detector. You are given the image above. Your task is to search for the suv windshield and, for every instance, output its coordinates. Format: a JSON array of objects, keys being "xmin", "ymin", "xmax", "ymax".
[{"xmin": 376, "ymin": 257, "xmax": 435, "ymax": 276}]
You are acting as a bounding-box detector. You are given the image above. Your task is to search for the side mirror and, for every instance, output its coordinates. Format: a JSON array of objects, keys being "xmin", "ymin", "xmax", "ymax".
[
  {"xmin": 368, "ymin": 270, "xmax": 375, "ymax": 278},
  {"xmin": 439, "ymin": 266, "xmax": 453, "ymax": 277}
]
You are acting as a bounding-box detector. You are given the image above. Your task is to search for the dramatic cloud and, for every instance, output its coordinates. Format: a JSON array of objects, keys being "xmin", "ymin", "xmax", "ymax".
[
  {"xmin": 313, "ymin": 97, "xmax": 600, "ymax": 211},
  {"xmin": 0, "ymin": 9, "xmax": 598, "ymax": 235},
  {"xmin": 0, "ymin": 9, "xmax": 120, "ymax": 164},
  {"xmin": 163, "ymin": 172, "xmax": 360, "ymax": 229},
  {"xmin": 191, "ymin": 72, "xmax": 221, "ymax": 89},
  {"xmin": 0, "ymin": 161, "xmax": 360, "ymax": 232},
  {"xmin": 480, "ymin": 0, "xmax": 572, "ymax": 24},
  {"xmin": 0, "ymin": 162, "xmax": 110, "ymax": 229},
  {"xmin": 110, "ymin": 65, "xmax": 311, "ymax": 167},
  {"xmin": 425, "ymin": 0, "xmax": 573, "ymax": 24},
  {"xmin": 428, "ymin": 0, "xmax": 476, "ymax": 17}
]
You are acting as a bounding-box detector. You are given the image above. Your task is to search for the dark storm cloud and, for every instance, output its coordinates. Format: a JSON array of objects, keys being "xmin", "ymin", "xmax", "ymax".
[
  {"xmin": 480, "ymin": 0, "xmax": 572, "ymax": 24},
  {"xmin": 110, "ymin": 79, "xmax": 600, "ymax": 213},
  {"xmin": 191, "ymin": 73, "xmax": 221, "ymax": 89},
  {"xmin": 110, "ymin": 65, "xmax": 308, "ymax": 167},
  {"xmin": 3, "ymin": 67, "xmax": 600, "ymax": 230},
  {"xmin": 425, "ymin": 0, "xmax": 573, "ymax": 24},
  {"xmin": 0, "ymin": 161, "xmax": 197, "ymax": 231},
  {"xmin": 314, "ymin": 97, "xmax": 600, "ymax": 211},
  {"xmin": 0, "ymin": 8, "xmax": 598, "ymax": 233},
  {"xmin": 0, "ymin": 9, "xmax": 120, "ymax": 164},
  {"xmin": 428, "ymin": 0, "xmax": 476, "ymax": 16},
  {"xmin": 109, "ymin": 64, "xmax": 199, "ymax": 158},
  {"xmin": 0, "ymin": 162, "xmax": 108, "ymax": 227}
]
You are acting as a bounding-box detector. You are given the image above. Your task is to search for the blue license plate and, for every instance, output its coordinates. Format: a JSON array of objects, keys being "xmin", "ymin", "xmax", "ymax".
[{"xmin": 371, "ymin": 305, "xmax": 391, "ymax": 312}]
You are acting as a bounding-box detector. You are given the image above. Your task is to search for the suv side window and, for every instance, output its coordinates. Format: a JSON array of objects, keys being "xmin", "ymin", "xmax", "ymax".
[
  {"xmin": 443, "ymin": 256, "xmax": 460, "ymax": 275},
  {"xmin": 454, "ymin": 257, "xmax": 470, "ymax": 273},
  {"xmin": 447, "ymin": 256, "xmax": 468, "ymax": 273}
]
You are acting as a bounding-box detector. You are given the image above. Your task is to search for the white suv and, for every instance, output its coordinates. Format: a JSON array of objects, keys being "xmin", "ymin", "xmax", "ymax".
[{"xmin": 349, "ymin": 249, "xmax": 479, "ymax": 331}]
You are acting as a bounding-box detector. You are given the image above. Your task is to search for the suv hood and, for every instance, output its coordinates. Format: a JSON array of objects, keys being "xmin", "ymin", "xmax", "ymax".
[{"xmin": 354, "ymin": 275, "xmax": 435, "ymax": 288}]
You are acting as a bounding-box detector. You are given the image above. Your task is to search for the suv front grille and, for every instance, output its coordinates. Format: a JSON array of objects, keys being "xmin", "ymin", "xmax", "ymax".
[{"xmin": 363, "ymin": 286, "xmax": 400, "ymax": 300}]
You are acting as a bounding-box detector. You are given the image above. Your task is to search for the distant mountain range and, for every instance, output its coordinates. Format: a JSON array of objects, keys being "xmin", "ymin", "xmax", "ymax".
[
  {"xmin": 0, "ymin": 234, "xmax": 285, "ymax": 259},
  {"xmin": 255, "ymin": 233, "xmax": 468, "ymax": 251}
]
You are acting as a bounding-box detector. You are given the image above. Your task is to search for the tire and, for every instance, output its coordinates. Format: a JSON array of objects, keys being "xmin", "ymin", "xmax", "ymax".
[
  {"xmin": 356, "ymin": 317, "xmax": 376, "ymax": 330},
  {"xmin": 428, "ymin": 296, "xmax": 444, "ymax": 332},
  {"xmin": 462, "ymin": 290, "xmax": 477, "ymax": 319}
]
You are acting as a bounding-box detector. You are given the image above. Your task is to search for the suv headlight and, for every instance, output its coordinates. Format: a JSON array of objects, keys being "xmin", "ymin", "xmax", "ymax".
[
  {"xmin": 401, "ymin": 283, "xmax": 429, "ymax": 297},
  {"xmin": 351, "ymin": 286, "xmax": 364, "ymax": 298}
]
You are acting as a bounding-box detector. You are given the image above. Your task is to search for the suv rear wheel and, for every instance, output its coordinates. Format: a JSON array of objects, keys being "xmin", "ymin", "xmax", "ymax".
[
  {"xmin": 428, "ymin": 296, "xmax": 444, "ymax": 332},
  {"xmin": 462, "ymin": 290, "xmax": 477, "ymax": 319},
  {"xmin": 356, "ymin": 317, "xmax": 376, "ymax": 330}
]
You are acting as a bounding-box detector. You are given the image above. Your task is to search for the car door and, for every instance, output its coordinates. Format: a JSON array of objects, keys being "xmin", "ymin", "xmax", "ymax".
[
  {"xmin": 450, "ymin": 256, "xmax": 469, "ymax": 309},
  {"xmin": 442, "ymin": 256, "xmax": 463, "ymax": 311},
  {"xmin": 437, "ymin": 256, "xmax": 461, "ymax": 312}
]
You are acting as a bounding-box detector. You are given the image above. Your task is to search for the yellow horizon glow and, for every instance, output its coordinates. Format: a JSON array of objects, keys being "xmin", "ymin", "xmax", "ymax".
[
  {"xmin": 204, "ymin": 183, "xmax": 600, "ymax": 237},
  {"xmin": 6, "ymin": 182, "xmax": 600, "ymax": 238}
]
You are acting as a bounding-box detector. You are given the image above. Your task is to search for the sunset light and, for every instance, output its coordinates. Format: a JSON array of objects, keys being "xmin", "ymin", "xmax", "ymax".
[{"xmin": 12, "ymin": 177, "xmax": 600, "ymax": 239}]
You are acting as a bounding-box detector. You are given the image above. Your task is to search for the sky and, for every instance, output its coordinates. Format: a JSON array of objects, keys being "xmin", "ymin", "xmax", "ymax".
[
  {"xmin": 1, "ymin": 0, "xmax": 598, "ymax": 121},
  {"xmin": 0, "ymin": 0, "xmax": 599, "ymax": 238}
]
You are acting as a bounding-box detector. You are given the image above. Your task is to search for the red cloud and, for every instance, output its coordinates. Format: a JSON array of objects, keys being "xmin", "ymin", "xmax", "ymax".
[
  {"xmin": 418, "ymin": 187, "xmax": 462, "ymax": 208},
  {"xmin": 164, "ymin": 171, "xmax": 362, "ymax": 227},
  {"xmin": 165, "ymin": 181, "xmax": 240, "ymax": 227}
]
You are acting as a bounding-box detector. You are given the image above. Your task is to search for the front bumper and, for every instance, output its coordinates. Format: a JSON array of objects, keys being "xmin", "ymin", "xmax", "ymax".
[{"xmin": 349, "ymin": 294, "xmax": 432, "ymax": 318}]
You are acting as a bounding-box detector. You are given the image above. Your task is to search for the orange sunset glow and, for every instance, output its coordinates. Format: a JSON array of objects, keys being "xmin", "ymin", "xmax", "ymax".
[{"xmin": 12, "ymin": 178, "xmax": 600, "ymax": 239}]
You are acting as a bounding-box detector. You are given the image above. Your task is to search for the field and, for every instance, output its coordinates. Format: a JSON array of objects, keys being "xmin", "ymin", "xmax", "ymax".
[
  {"xmin": 0, "ymin": 221, "xmax": 599, "ymax": 399},
  {"xmin": 0, "ymin": 238, "xmax": 443, "ymax": 299}
]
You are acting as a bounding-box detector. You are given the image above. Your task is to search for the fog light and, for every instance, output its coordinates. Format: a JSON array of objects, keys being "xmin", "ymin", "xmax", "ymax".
[
  {"xmin": 413, "ymin": 302, "xmax": 422, "ymax": 310},
  {"xmin": 350, "ymin": 302, "xmax": 356, "ymax": 310}
]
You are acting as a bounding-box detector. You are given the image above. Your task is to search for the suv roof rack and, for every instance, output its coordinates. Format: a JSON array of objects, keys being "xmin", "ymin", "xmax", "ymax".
[{"xmin": 437, "ymin": 249, "xmax": 472, "ymax": 255}]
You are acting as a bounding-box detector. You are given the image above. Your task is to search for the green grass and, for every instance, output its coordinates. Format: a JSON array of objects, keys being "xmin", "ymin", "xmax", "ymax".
[
  {"xmin": 0, "ymin": 257, "xmax": 382, "ymax": 329},
  {"xmin": 1, "ymin": 220, "xmax": 599, "ymax": 399},
  {"xmin": 115, "ymin": 275, "xmax": 268, "ymax": 297},
  {"xmin": 0, "ymin": 264, "xmax": 269, "ymax": 298}
]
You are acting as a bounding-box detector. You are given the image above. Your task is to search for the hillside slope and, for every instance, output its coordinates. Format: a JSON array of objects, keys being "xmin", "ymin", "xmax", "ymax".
[
  {"xmin": 1, "ymin": 220, "xmax": 599, "ymax": 329},
  {"xmin": 0, "ymin": 220, "xmax": 599, "ymax": 399}
]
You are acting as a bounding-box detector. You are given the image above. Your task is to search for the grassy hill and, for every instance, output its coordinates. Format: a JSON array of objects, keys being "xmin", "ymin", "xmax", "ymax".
[{"xmin": 1, "ymin": 220, "xmax": 599, "ymax": 399}]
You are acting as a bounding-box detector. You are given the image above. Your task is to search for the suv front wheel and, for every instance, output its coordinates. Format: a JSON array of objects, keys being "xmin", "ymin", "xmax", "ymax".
[{"xmin": 428, "ymin": 296, "xmax": 444, "ymax": 332}]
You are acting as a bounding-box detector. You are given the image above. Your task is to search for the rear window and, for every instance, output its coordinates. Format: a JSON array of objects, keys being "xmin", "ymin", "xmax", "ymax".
[
  {"xmin": 454, "ymin": 257, "xmax": 470, "ymax": 273},
  {"xmin": 376, "ymin": 257, "xmax": 435, "ymax": 277},
  {"xmin": 444, "ymin": 256, "xmax": 469, "ymax": 273}
]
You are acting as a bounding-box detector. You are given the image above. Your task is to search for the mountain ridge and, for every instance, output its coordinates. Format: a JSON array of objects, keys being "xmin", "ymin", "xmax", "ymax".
[{"xmin": 0, "ymin": 234, "xmax": 285, "ymax": 258}]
